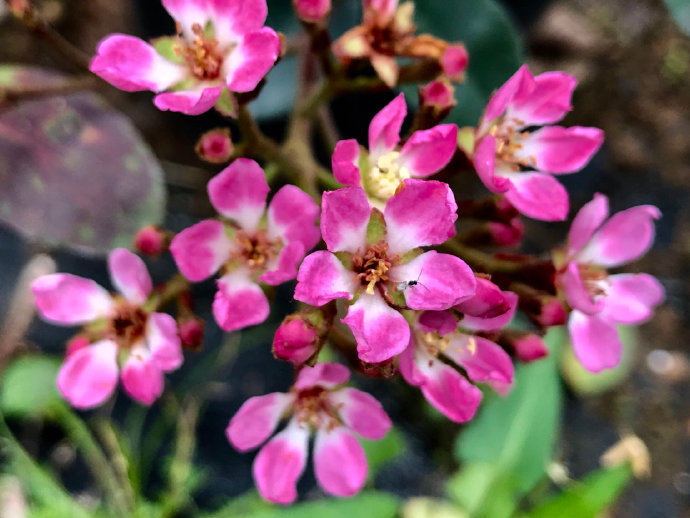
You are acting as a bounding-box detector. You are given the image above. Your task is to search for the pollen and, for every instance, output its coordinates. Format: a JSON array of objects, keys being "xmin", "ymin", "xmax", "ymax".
[
  {"xmin": 367, "ymin": 151, "xmax": 411, "ymax": 200},
  {"xmin": 352, "ymin": 243, "xmax": 397, "ymax": 294},
  {"xmin": 176, "ymin": 23, "xmax": 224, "ymax": 80}
]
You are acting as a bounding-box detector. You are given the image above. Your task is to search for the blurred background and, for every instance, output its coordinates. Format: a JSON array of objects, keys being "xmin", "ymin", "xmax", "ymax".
[{"xmin": 0, "ymin": 0, "xmax": 689, "ymax": 517}]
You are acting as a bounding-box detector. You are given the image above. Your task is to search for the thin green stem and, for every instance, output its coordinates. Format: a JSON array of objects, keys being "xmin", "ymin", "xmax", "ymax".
[{"xmin": 438, "ymin": 238, "xmax": 524, "ymax": 274}]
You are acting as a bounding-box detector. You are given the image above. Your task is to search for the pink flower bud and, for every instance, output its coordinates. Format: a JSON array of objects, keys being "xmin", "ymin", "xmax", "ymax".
[
  {"xmin": 488, "ymin": 217, "xmax": 524, "ymax": 246},
  {"xmin": 66, "ymin": 335, "xmax": 90, "ymax": 358},
  {"xmin": 441, "ymin": 44, "xmax": 469, "ymax": 82},
  {"xmin": 293, "ymin": 0, "xmax": 331, "ymax": 23},
  {"xmin": 195, "ymin": 128, "xmax": 233, "ymax": 164},
  {"xmin": 273, "ymin": 318, "xmax": 318, "ymax": 365},
  {"xmin": 178, "ymin": 318, "xmax": 205, "ymax": 350},
  {"xmin": 455, "ymin": 277, "xmax": 511, "ymax": 319},
  {"xmin": 535, "ymin": 297, "xmax": 567, "ymax": 327},
  {"xmin": 134, "ymin": 225, "xmax": 166, "ymax": 257},
  {"xmin": 511, "ymin": 334, "xmax": 548, "ymax": 362},
  {"xmin": 419, "ymin": 80, "xmax": 456, "ymax": 113}
]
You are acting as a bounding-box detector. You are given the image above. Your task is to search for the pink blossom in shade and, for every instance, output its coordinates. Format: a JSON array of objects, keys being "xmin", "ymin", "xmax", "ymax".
[
  {"xmin": 32, "ymin": 248, "xmax": 184, "ymax": 409},
  {"xmin": 398, "ymin": 310, "xmax": 515, "ymax": 422},
  {"xmin": 419, "ymin": 80, "xmax": 456, "ymax": 112},
  {"xmin": 488, "ymin": 217, "xmax": 524, "ymax": 247},
  {"xmin": 226, "ymin": 362, "xmax": 392, "ymax": 504},
  {"xmin": 470, "ymin": 65, "xmax": 604, "ymax": 221},
  {"xmin": 330, "ymin": 93, "xmax": 458, "ymax": 206},
  {"xmin": 89, "ymin": 0, "xmax": 280, "ymax": 115},
  {"xmin": 272, "ymin": 318, "xmax": 319, "ymax": 365},
  {"xmin": 293, "ymin": 0, "xmax": 331, "ymax": 22},
  {"xmin": 556, "ymin": 194, "xmax": 665, "ymax": 372},
  {"xmin": 171, "ymin": 159, "xmax": 319, "ymax": 332},
  {"xmin": 295, "ymin": 182, "xmax": 476, "ymax": 363},
  {"xmin": 441, "ymin": 44, "xmax": 469, "ymax": 82},
  {"xmin": 455, "ymin": 277, "xmax": 512, "ymax": 319}
]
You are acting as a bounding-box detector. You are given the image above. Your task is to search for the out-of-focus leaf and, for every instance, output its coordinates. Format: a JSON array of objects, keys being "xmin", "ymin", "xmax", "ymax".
[
  {"xmin": 561, "ymin": 325, "xmax": 637, "ymax": 396},
  {"xmin": 204, "ymin": 491, "xmax": 399, "ymax": 518},
  {"xmin": 520, "ymin": 463, "xmax": 633, "ymax": 518},
  {"xmin": 0, "ymin": 65, "xmax": 70, "ymax": 90},
  {"xmin": 449, "ymin": 327, "xmax": 565, "ymax": 516},
  {"xmin": 0, "ymin": 356, "xmax": 65, "ymax": 418},
  {"xmin": 0, "ymin": 85, "xmax": 165, "ymax": 255},
  {"xmin": 402, "ymin": 497, "xmax": 469, "ymax": 518},
  {"xmin": 407, "ymin": 0, "xmax": 525, "ymax": 126},
  {"xmin": 664, "ymin": 0, "xmax": 690, "ymax": 35},
  {"xmin": 361, "ymin": 427, "xmax": 405, "ymax": 479}
]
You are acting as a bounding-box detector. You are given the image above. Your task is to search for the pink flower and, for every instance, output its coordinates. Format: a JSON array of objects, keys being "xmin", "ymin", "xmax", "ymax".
[
  {"xmin": 331, "ymin": 93, "xmax": 458, "ymax": 208},
  {"xmin": 90, "ymin": 0, "xmax": 280, "ymax": 115},
  {"xmin": 294, "ymin": 180, "xmax": 476, "ymax": 363},
  {"xmin": 441, "ymin": 44, "xmax": 469, "ymax": 82},
  {"xmin": 471, "ymin": 65, "xmax": 604, "ymax": 221},
  {"xmin": 134, "ymin": 224, "xmax": 167, "ymax": 256},
  {"xmin": 273, "ymin": 317, "xmax": 319, "ymax": 365},
  {"xmin": 557, "ymin": 194, "xmax": 665, "ymax": 372},
  {"xmin": 293, "ymin": 0, "xmax": 331, "ymax": 23},
  {"xmin": 226, "ymin": 362, "xmax": 392, "ymax": 504},
  {"xmin": 31, "ymin": 249, "xmax": 183, "ymax": 409},
  {"xmin": 196, "ymin": 128, "xmax": 233, "ymax": 163},
  {"xmin": 170, "ymin": 159, "xmax": 319, "ymax": 332},
  {"xmin": 399, "ymin": 306, "xmax": 516, "ymax": 423}
]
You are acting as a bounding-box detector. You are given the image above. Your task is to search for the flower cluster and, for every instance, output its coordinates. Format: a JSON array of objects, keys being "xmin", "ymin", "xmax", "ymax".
[{"xmin": 30, "ymin": 0, "xmax": 664, "ymax": 507}]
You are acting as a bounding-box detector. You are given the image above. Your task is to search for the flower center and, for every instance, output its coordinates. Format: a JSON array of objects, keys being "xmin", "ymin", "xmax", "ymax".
[
  {"xmin": 352, "ymin": 242, "xmax": 397, "ymax": 295},
  {"xmin": 109, "ymin": 303, "xmax": 148, "ymax": 349},
  {"xmin": 368, "ymin": 151, "xmax": 410, "ymax": 200},
  {"xmin": 294, "ymin": 387, "xmax": 339, "ymax": 431},
  {"xmin": 176, "ymin": 23, "xmax": 224, "ymax": 80},
  {"xmin": 578, "ymin": 263, "xmax": 610, "ymax": 299},
  {"xmin": 232, "ymin": 229, "xmax": 283, "ymax": 272},
  {"xmin": 421, "ymin": 331, "xmax": 450, "ymax": 356},
  {"xmin": 489, "ymin": 121, "xmax": 534, "ymax": 170}
]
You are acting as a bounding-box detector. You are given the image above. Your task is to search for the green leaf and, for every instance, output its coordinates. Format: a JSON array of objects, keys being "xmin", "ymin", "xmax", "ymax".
[
  {"xmin": 561, "ymin": 325, "xmax": 637, "ymax": 396},
  {"xmin": 407, "ymin": 0, "xmax": 525, "ymax": 126},
  {"xmin": 0, "ymin": 83, "xmax": 165, "ymax": 256},
  {"xmin": 0, "ymin": 356, "xmax": 65, "ymax": 418},
  {"xmin": 215, "ymin": 86, "xmax": 239, "ymax": 118},
  {"xmin": 151, "ymin": 37, "xmax": 184, "ymax": 64},
  {"xmin": 360, "ymin": 427, "xmax": 405, "ymax": 479},
  {"xmin": 664, "ymin": 0, "xmax": 690, "ymax": 35},
  {"xmin": 449, "ymin": 327, "xmax": 564, "ymax": 514},
  {"xmin": 521, "ymin": 463, "xmax": 633, "ymax": 518}
]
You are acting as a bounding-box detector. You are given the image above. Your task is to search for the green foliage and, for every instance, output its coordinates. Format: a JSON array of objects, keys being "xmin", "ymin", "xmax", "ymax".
[
  {"xmin": 0, "ymin": 356, "xmax": 65, "ymax": 418},
  {"xmin": 520, "ymin": 464, "xmax": 633, "ymax": 518},
  {"xmin": 448, "ymin": 327, "xmax": 565, "ymax": 518},
  {"xmin": 664, "ymin": 0, "xmax": 690, "ymax": 35},
  {"xmin": 361, "ymin": 427, "xmax": 405, "ymax": 480}
]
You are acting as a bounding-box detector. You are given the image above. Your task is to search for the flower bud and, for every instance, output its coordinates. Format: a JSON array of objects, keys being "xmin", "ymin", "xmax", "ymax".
[
  {"xmin": 419, "ymin": 80, "xmax": 456, "ymax": 115},
  {"xmin": 66, "ymin": 335, "xmax": 90, "ymax": 357},
  {"xmin": 293, "ymin": 0, "xmax": 331, "ymax": 23},
  {"xmin": 441, "ymin": 44, "xmax": 469, "ymax": 82},
  {"xmin": 178, "ymin": 317, "xmax": 205, "ymax": 350},
  {"xmin": 134, "ymin": 225, "xmax": 166, "ymax": 257},
  {"xmin": 455, "ymin": 277, "xmax": 511, "ymax": 319},
  {"xmin": 488, "ymin": 217, "xmax": 524, "ymax": 246},
  {"xmin": 273, "ymin": 318, "xmax": 319, "ymax": 365},
  {"xmin": 511, "ymin": 333, "xmax": 548, "ymax": 362},
  {"xmin": 195, "ymin": 128, "xmax": 233, "ymax": 164}
]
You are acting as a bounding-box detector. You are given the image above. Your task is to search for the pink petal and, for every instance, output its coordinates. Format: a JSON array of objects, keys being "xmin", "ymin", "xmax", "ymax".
[
  {"xmin": 32, "ymin": 274, "xmax": 113, "ymax": 325},
  {"xmin": 153, "ymin": 85, "xmax": 223, "ymax": 115},
  {"xmin": 273, "ymin": 319, "xmax": 318, "ymax": 365},
  {"xmin": 170, "ymin": 220, "xmax": 231, "ymax": 282},
  {"xmin": 384, "ymin": 179, "xmax": 458, "ymax": 254},
  {"xmin": 259, "ymin": 241, "xmax": 305, "ymax": 286},
  {"xmin": 121, "ymin": 346, "xmax": 165, "ymax": 405},
  {"xmin": 226, "ymin": 392, "xmax": 294, "ymax": 451},
  {"xmin": 578, "ymin": 205, "xmax": 661, "ymax": 268},
  {"xmin": 267, "ymin": 184, "xmax": 320, "ymax": 251},
  {"xmin": 320, "ymin": 187, "xmax": 370, "ymax": 253},
  {"xmin": 56, "ymin": 340, "xmax": 119, "ymax": 409},
  {"xmin": 208, "ymin": 158, "xmax": 269, "ymax": 231},
  {"xmin": 562, "ymin": 261, "xmax": 602, "ymax": 315},
  {"xmin": 418, "ymin": 358, "xmax": 482, "ymax": 423},
  {"xmin": 368, "ymin": 93, "xmax": 406, "ymax": 159},
  {"xmin": 294, "ymin": 362, "xmax": 350, "ymax": 390},
  {"xmin": 390, "ymin": 251, "xmax": 476, "ymax": 310},
  {"xmin": 332, "ymin": 139, "xmax": 362, "ymax": 187},
  {"xmin": 441, "ymin": 45, "xmax": 469, "ymax": 81},
  {"xmin": 342, "ymin": 293, "xmax": 410, "ymax": 363},
  {"xmin": 253, "ymin": 419, "xmax": 309, "ymax": 505},
  {"xmin": 328, "ymin": 387, "xmax": 392, "ymax": 440},
  {"xmin": 314, "ymin": 427, "xmax": 367, "ymax": 497},
  {"xmin": 294, "ymin": 251, "xmax": 356, "ymax": 306},
  {"xmin": 503, "ymin": 172, "xmax": 569, "ymax": 221},
  {"xmin": 398, "ymin": 124, "xmax": 458, "ymax": 178},
  {"xmin": 294, "ymin": 0, "xmax": 331, "ymax": 22},
  {"xmin": 213, "ymin": 272, "xmax": 270, "ymax": 331},
  {"xmin": 147, "ymin": 312, "xmax": 183, "ymax": 372},
  {"xmin": 515, "ymin": 126, "xmax": 604, "ymax": 174},
  {"xmin": 90, "ymin": 34, "xmax": 186, "ymax": 93},
  {"xmin": 473, "ymin": 136, "xmax": 511, "ymax": 193},
  {"xmin": 567, "ymin": 193, "xmax": 609, "ymax": 256},
  {"xmin": 208, "ymin": 0, "xmax": 268, "ymax": 41},
  {"xmin": 480, "ymin": 65, "xmax": 533, "ymax": 131},
  {"xmin": 511, "ymin": 334, "xmax": 549, "ymax": 362},
  {"xmin": 508, "ymin": 71, "xmax": 577, "ymax": 126},
  {"xmin": 225, "ymin": 28, "xmax": 280, "ymax": 92},
  {"xmin": 461, "ymin": 291, "xmax": 518, "ymax": 332},
  {"xmin": 455, "ymin": 277, "xmax": 512, "ymax": 319},
  {"xmin": 568, "ymin": 311, "xmax": 621, "ymax": 372},
  {"xmin": 108, "ymin": 248, "xmax": 152, "ymax": 305},
  {"xmin": 417, "ymin": 310, "xmax": 457, "ymax": 336},
  {"xmin": 446, "ymin": 335, "xmax": 514, "ymax": 396},
  {"xmin": 398, "ymin": 337, "xmax": 426, "ymax": 386},
  {"xmin": 161, "ymin": 0, "xmax": 211, "ymax": 37},
  {"xmin": 601, "ymin": 274, "xmax": 665, "ymax": 324}
]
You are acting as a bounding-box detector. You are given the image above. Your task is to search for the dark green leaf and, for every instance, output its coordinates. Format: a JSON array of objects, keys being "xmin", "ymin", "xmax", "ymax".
[
  {"xmin": 0, "ymin": 356, "xmax": 65, "ymax": 418},
  {"xmin": 360, "ymin": 427, "xmax": 405, "ymax": 479}
]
